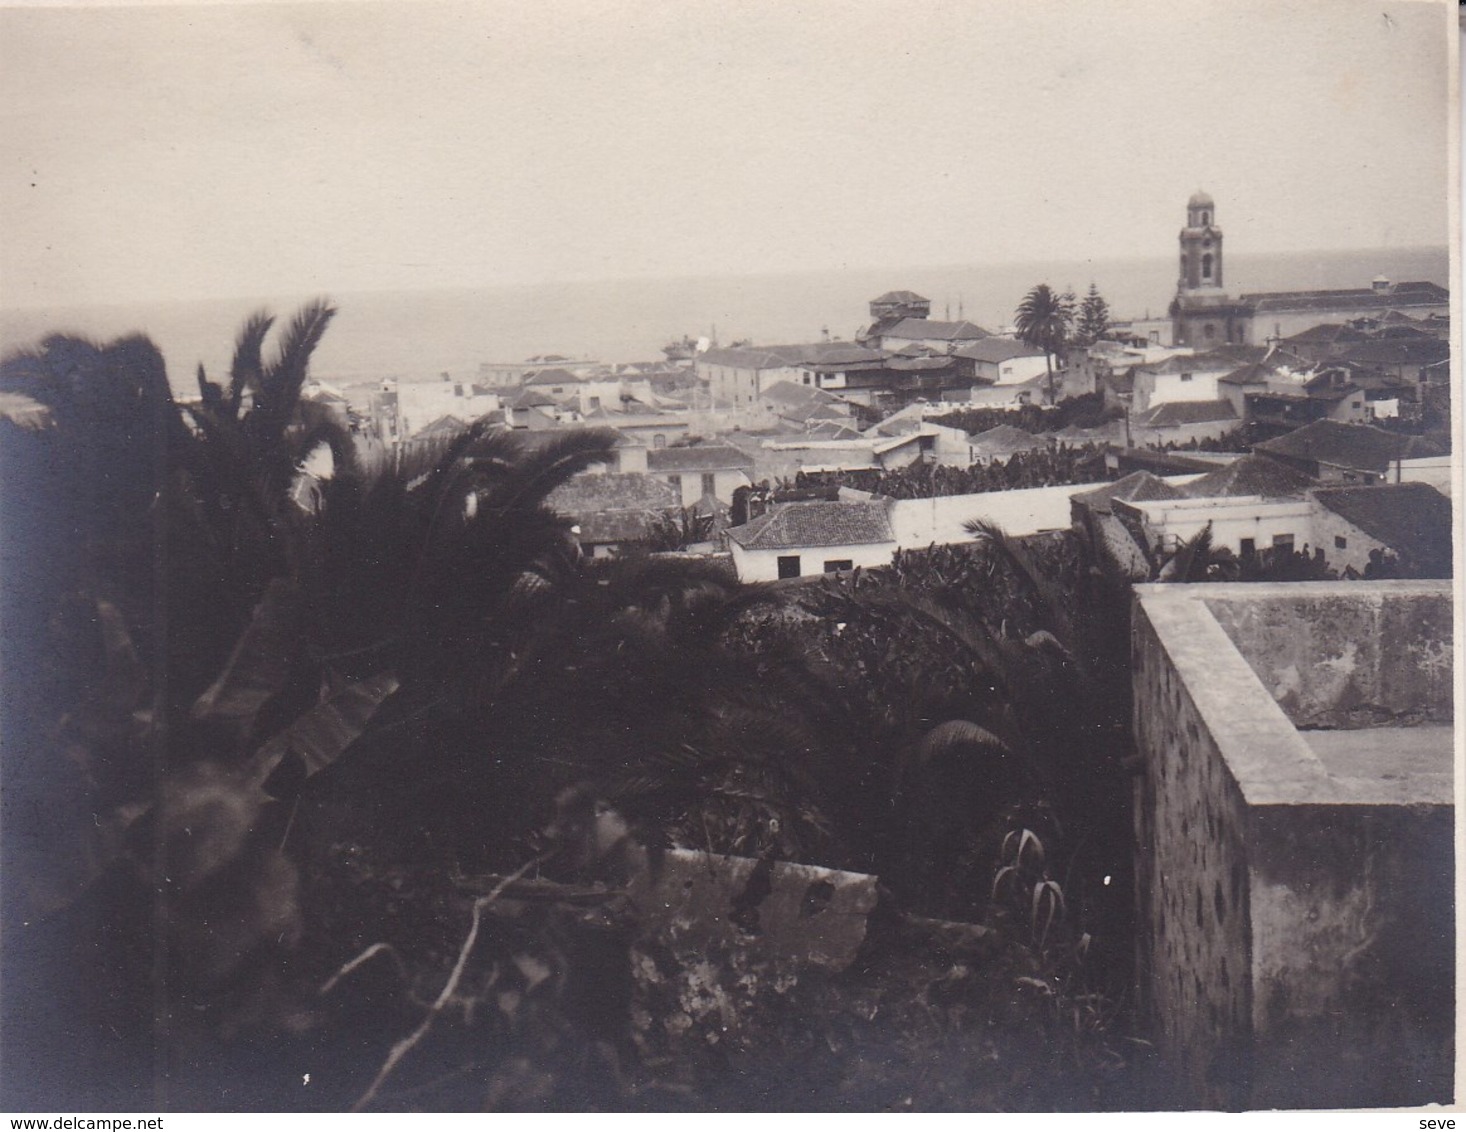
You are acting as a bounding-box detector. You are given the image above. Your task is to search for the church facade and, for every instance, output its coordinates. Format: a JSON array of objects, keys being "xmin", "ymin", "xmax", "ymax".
[{"xmin": 1168, "ymin": 192, "xmax": 1448, "ymax": 348}]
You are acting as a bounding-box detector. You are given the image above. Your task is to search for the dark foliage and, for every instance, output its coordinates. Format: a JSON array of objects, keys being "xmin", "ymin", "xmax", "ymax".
[
  {"xmin": 928, "ymin": 392, "xmax": 1121, "ymax": 437},
  {"xmin": 1, "ymin": 309, "xmax": 1147, "ymax": 1112},
  {"xmin": 795, "ymin": 444, "xmax": 1107, "ymax": 499}
]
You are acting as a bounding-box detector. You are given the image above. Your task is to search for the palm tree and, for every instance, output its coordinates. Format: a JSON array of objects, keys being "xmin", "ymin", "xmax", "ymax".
[{"xmin": 1014, "ymin": 284, "xmax": 1073, "ymax": 405}]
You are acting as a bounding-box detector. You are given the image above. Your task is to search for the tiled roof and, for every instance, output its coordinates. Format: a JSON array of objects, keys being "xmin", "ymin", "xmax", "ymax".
[
  {"xmin": 1139, "ymin": 350, "xmax": 1251, "ymax": 375},
  {"xmin": 418, "ymin": 414, "xmax": 469, "ymax": 436},
  {"xmin": 953, "ymin": 338, "xmax": 1046, "ymax": 364},
  {"xmin": 727, "ymin": 500, "xmax": 895, "ymax": 551},
  {"xmin": 804, "ymin": 421, "xmax": 865, "ymax": 441},
  {"xmin": 525, "ymin": 367, "xmax": 581, "ymax": 386},
  {"xmin": 1283, "ymin": 323, "xmax": 1370, "ymax": 347},
  {"xmin": 1338, "ymin": 339, "xmax": 1450, "ymax": 368},
  {"xmin": 1071, "ymin": 471, "xmax": 1188, "ymax": 512},
  {"xmin": 799, "ymin": 342, "xmax": 887, "ymax": 366},
  {"xmin": 1310, "ymin": 483, "xmax": 1451, "ymax": 559},
  {"xmin": 547, "ymin": 472, "xmax": 680, "ymax": 513},
  {"xmin": 1252, "ymin": 420, "xmax": 1430, "ymax": 473},
  {"xmin": 697, "ymin": 346, "xmax": 799, "ymax": 370},
  {"xmin": 1182, "ymin": 454, "xmax": 1316, "ymax": 499},
  {"xmin": 761, "ymin": 380, "xmax": 847, "ymax": 413},
  {"xmin": 872, "ymin": 290, "xmax": 929, "ymax": 304},
  {"xmin": 1242, "ymin": 281, "xmax": 1448, "ymax": 314},
  {"xmin": 1217, "ymin": 362, "xmax": 1277, "ymax": 386},
  {"xmin": 798, "ymin": 403, "xmax": 851, "ymax": 421},
  {"xmin": 1399, "ymin": 433, "xmax": 1450, "ymax": 459},
  {"xmin": 886, "ymin": 356, "xmax": 954, "ymax": 372},
  {"xmin": 546, "ymin": 473, "xmax": 681, "ymax": 544},
  {"xmin": 969, "ymin": 424, "xmax": 1046, "ymax": 456},
  {"xmin": 1047, "ymin": 421, "xmax": 1125, "ymax": 444},
  {"xmin": 1133, "ymin": 399, "xmax": 1238, "ymax": 427},
  {"xmin": 1300, "ymin": 372, "xmax": 1361, "ymax": 401},
  {"xmin": 884, "ymin": 318, "xmax": 991, "ymax": 341},
  {"xmin": 646, "ymin": 444, "xmax": 755, "ymax": 473},
  {"xmin": 698, "ymin": 341, "xmax": 882, "ymax": 370}
]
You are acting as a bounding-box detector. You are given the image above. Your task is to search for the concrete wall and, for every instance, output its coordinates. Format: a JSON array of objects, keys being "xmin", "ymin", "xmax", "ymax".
[
  {"xmin": 1129, "ymin": 415, "xmax": 1241, "ymax": 450},
  {"xmin": 1123, "ymin": 495, "xmax": 1314, "ymax": 556},
  {"xmin": 1399, "ymin": 455, "xmax": 1452, "ymax": 495},
  {"xmin": 889, "ymin": 482, "xmax": 1109, "ymax": 546},
  {"xmin": 1133, "ymin": 369, "xmax": 1222, "ymax": 414},
  {"xmin": 728, "ymin": 539, "xmax": 895, "ymax": 582},
  {"xmin": 1304, "ymin": 506, "xmax": 1394, "ymax": 577},
  {"xmin": 660, "ymin": 467, "xmax": 753, "ymax": 508},
  {"xmin": 1200, "ymin": 584, "xmax": 1453, "ymax": 728},
  {"xmin": 1132, "ymin": 582, "xmax": 1454, "ymax": 1108}
]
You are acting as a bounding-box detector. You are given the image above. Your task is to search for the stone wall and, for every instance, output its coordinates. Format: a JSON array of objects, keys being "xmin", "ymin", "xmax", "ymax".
[
  {"xmin": 1131, "ymin": 582, "xmax": 1454, "ymax": 1109},
  {"xmin": 1131, "ymin": 590, "xmax": 1257, "ymax": 1106},
  {"xmin": 1201, "ymin": 583, "xmax": 1453, "ymax": 728}
]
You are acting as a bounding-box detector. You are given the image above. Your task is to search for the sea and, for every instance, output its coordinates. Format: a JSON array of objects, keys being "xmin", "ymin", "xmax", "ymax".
[{"xmin": 0, "ymin": 246, "xmax": 1449, "ymax": 403}]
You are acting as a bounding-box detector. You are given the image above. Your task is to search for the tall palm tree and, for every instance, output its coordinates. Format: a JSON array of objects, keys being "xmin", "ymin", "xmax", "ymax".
[{"xmin": 1014, "ymin": 284, "xmax": 1073, "ymax": 405}]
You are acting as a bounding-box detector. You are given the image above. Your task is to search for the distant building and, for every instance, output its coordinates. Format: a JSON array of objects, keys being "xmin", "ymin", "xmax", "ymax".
[
  {"xmin": 869, "ymin": 318, "xmax": 991, "ymax": 355},
  {"xmin": 1167, "ymin": 192, "xmax": 1449, "ymax": 347},
  {"xmin": 375, "ymin": 374, "xmax": 502, "ymax": 441},
  {"xmin": 953, "ymin": 338, "xmax": 1050, "ymax": 388},
  {"xmin": 1308, "ymin": 482, "xmax": 1452, "ymax": 576},
  {"xmin": 1252, "ymin": 419, "xmax": 1447, "ymax": 484},
  {"xmin": 545, "ymin": 472, "xmax": 682, "ymax": 558},
  {"xmin": 867, "ymin": 290, "xmax": 932, "ymax": 323},
  {"xmin": 646, "ymin": 443, "xmax": 756, "ymax": 508},
  {"xmin": 1129, "ymin": 399, "xmax": 1239, "ymax": 447},
  {"xmin": 727, "ymin": 500, "xmax": 898, "ymax": 581}
]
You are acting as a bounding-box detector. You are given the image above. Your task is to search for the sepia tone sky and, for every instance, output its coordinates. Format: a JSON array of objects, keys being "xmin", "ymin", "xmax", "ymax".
[{"xmin": 0, "ymin": 0, "xmax": 1454, "ymax": 308}]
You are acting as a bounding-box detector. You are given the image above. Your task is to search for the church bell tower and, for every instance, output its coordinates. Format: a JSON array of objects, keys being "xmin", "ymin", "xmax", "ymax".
[
  {"xmin": 1178, "ymin": 190, "xmax": 1222, "ymax": 292},
  {"xmin": 1170, "ymin": 190, "xmax": 1245, "ymax": 347}
]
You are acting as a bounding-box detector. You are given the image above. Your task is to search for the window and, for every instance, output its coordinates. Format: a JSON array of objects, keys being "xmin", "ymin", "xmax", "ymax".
[
  {"xmin": 1201, "ymin": 254, "xmax": 1213, "ymax": 280},
  {"xmin": 1334, "ymin": 535, "xmax": 1348, "ymax": 550},
  {"xmin": 823, "ymin": 559, "xmax": 854, "ymax": 574},
  {"xmin": 1239, "ymin": 538, "xmax": 1256, "ymax": 557},
  {"xmin": 1179, "ymin": 372, "xmax": 1193, "ymax": 383},
  {"xmin": 653, "ymin": 434, "xmax": 667, "ymax": 448},
  {"xmin": 1203, "ymin": 323, "xmax": 1216, "ymax": 340},
  {"xmin": 777, "ymin": 555, "xmax": 802, "ymax": 579},
  {"xmin": 1272, "ymin": 533, "xmax": 1295, "ymax": 551},
  {"xmin": 667, "ymin": 474, "xmax": 681, "ymax": 493},
  {"xmin": 1201, "ymin": 210, "xmax": 1210, "ymax": 225},
  {"xmin": 701, "ymin": 472, "xmax": 716, "ymax": 497}
]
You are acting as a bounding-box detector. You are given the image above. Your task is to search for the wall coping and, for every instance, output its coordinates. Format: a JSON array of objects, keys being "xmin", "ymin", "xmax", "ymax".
[{"xmin": 1134, "ymin": 581, "xmax": 1454, "ymax": 807}]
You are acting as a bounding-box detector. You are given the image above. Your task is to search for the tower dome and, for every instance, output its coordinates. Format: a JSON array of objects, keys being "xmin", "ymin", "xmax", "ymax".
[{"xmin": 1188, "ymin": 189, "xmax": 1214, "ymax": 209}]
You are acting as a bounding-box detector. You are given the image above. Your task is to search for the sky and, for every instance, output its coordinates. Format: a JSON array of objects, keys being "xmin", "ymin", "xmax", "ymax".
[{"xmin": 0, "ymin": 0, "xmax": 1455, "ymax": 308}]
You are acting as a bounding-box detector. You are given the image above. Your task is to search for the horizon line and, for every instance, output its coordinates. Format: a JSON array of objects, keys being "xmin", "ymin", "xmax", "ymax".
[{"xmin": 0, "ymin": 243, "xmax": 1451, "ymax": 315}]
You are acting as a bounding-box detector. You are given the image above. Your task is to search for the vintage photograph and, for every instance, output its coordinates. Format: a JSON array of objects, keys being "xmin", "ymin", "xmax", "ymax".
[{"xmin": 0, "ymin": 0, "xmax": 1455, "ymax": 1113}]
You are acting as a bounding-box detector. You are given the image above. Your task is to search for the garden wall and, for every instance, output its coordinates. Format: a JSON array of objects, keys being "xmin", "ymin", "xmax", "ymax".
[{"xmin": 1131, "ymin": 582, "xmax": 1454, "ymax": 1109}]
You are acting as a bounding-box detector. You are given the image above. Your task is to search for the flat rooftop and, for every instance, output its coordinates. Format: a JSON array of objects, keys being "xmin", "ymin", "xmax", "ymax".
[
  {"xmin": 1299, "ymin": 725, "xmax": 1453, "ymax": 805},
  {"xmin": 1135, "ymin": 581, "xmax": 1454, "ymax": 808}
]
